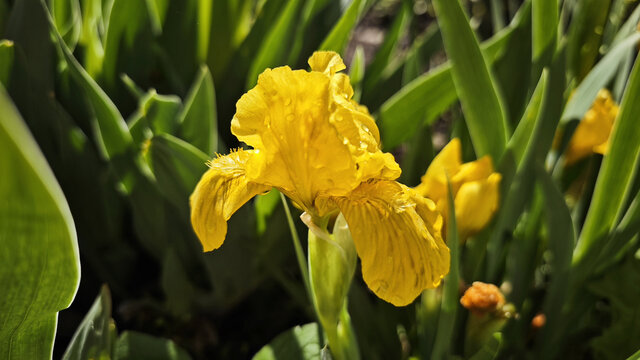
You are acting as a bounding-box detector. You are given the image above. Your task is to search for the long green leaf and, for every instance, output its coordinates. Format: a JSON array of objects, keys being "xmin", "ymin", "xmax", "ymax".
[
  {"xmin": 114, "ymin": 331, "xmax": 192, "ymax": 360},
  {"xmin": 430, "ymin": 181, "xmax": 460, "ymax": 360},
  {"xmin": 401, "ymin": 23, "xmax": 442, "ymax": 85},
  {"xmin": 350, "ymin": 45, "xmax": 365, "ymax": 102},
  {"xmin": 362, "ymin": 2, "xmax": 410, "ymax": 93},
  {"xmin": 627, "ymin": 348, "xmax": 640, "ymax": 360},
  {"xmin": 490, "ymin": 0, "xmax": 506, "ymax": 32},
  {"xmin": 78, "ymin": 0, "xmax": 106, "ymax": 77},
  {"xmin": 595, "ymin": 189, "xmax": 640, "ymax": 272},
  {"xmin": 45, "ymin": 1, "xmax": 133, "ymax": 159},
  {"xmin": 138, "ymin": 90, "xmax": 182, "ymax": 136},
  {"xmin": 535, "ymin": 166, "xmax": 575, "ymax": 359},
  {"xmin": 144, "ymin": 0, "xmax": 169, "ymax": 35},
  {"xmin": 601, "ymin": 0, "xmax": 634, "ymax": 51},
  {"xmin": 507, "ymin": 71, "xmax": 547, "ymax": 165},
  {"xmin": 378, "ymin": 3, "xmax": 531, "ymax": 150},
  {"xmin": 255, "ymin": 189, "xmax": 281, "ymax": 236},
  {"xmin": 178, "ymin": 65, "xmax": 218, "ymax": 155},
  {"xmin": 432, "ymin": 0, "xmax": 508, "ymax": 160},
  {"xmin": 50, "ymin": 0, "xmax": 82, "ymax": 49},
  {"xmin": 246, "ymin": 0, "xmax": 303, "ymax": 89},
  {"xmin": 561, "ymin": 32, "xmax": 640, "ymax": 123},
  {"xmin": 197, "ymin": 0, "xmax": 213, "ymax": 62},
  {"xmin": 318, "ymin": 0, "xmax": 365, "ymax": 54},
  {"xmin": 379, "ymin": 65, "xmax": 456, "ymax": 150},
  {"xmin": 532, "ymin": 0, "xmax": 558, "ymax": 65},
  {"xmin": 44, "ymin": 1, "xmax": 153, "ymax": 192},
  {"xmin": 566, "ymin": 0, "xmax": 613, "ymax": 81},
  {"xmin": 62, "ymin": 286, "xmax": 116, "ymax": 360},
  {"xmin": 102, "ymin": 0, "xmax": 150, "ymax": 86},
  {"xmin": 492, "ymin": 1, "xmax": 532, "ymax": 125},
  {"xmin": 148, "ymin": 133, "xmax": 208, "ymax": 214},
  {"xmin": 0, "ymin": 85, "xmax": 80, "ymax": 359},
  {"xmin": 468, "ymin": 333, "xmax": 502, "ymax": 360},
  {"xmin": 253, "ymin": 323, "xmax": 322, "ymax": 360},
  {"xmin": 600, "ymin": 0, "xmax": 633, "ymax": 50},
  {"xmin": 487, "ymin": 47, "xmax": 566, "ymax": 281},
  {"xmin": 613, "ymin": 4, "xmax": 640, "ymax": 100},
  {"xmin": 206, "ymin": 0, "xmax": 253, "ymax": 78},
  {"xmin": 573, "ymin": 52, "xmax": 640, "ymax": 270}
]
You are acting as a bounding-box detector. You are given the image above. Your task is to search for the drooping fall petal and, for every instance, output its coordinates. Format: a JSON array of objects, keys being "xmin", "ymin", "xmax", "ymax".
[
  {"xmin": 332, "ymin": 180, "xmax": 450, "ymax": 306},
  {"xmin": 190, "ymin": 150, "xmax": 271, "ymax": 251}
]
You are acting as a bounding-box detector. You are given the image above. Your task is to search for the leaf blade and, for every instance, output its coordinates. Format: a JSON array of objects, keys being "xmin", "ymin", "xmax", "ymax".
[
  {"xmin": 318, "ymin": 0, "xmax": 365, "ymax": 54},
  {"xmin": 574, "ymin": 52, "xmax": 640, "ymax": 270},
  {"xmin": 0, "ymin": 85, "xmax": 80, "ymax": 359},
  {"xmin": 432, "ymin": 0, "xmax": 508, "ymax": 160}
]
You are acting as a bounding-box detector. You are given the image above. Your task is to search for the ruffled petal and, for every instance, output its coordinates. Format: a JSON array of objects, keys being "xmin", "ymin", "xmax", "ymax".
[
  {"xmin": 231, "ymin": 58, "xmax": 401, "ymax": 212},
  {"xmin": 334, "ymin": 180, "xmax": 450, "ymax": 306},
  {"xmin": 190, "ymin": 150, "xmax": 271, "ymax": 251},
  {"xmin": 454, "ymin": 173, "xmax": 502, "ymax": 238},
  {"xmin": 308, "ymin": 51, "xmax": 346, "ymax": 75},
  {"xmin": 231, "ymin": 67, "xmax": 358, "ymax": 209}
]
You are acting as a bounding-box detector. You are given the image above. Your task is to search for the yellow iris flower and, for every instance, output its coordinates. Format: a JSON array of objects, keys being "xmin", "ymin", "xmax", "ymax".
[
  {"xmin": 415, "ymin": 138, "xmax": 501, "ymax": 239},
  {"xmin": 565, "ymin": 89, "xmax": 618, "ymax": 165},
  {"xmin": 190, "ymin": 51, "xmax": 449, "ymax": 306}
]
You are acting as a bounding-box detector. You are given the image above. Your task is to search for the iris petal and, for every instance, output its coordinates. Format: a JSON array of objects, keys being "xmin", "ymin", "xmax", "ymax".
[
  {"xmin": 565, "ymin": 89, "xmax": 618, "ymax": 165},
  {"xmin": 415, "ymin": 138, "xmax": 462, "ymax": 201},
  {"xmin": 308, "ymin": 51, "xmax": 346, "ymax": 75},
  {"xmin": 190, "ymin": 150, "xmax": 271, "ymax": 251},
  {"xmin": 451, "ymin": 156, "xmax": 494, "ymax": 189},
  {"xmin": 231, "ymin": 61, "xmax": 399, "ymax": 213},
  {"xmin": 416, "ymin": 138, "xmax": 501, "ymax": 239},
  {"xmin": 333, "ymin": 180, "xmax": 450, "ymax": 306},
  {"xmin": 454, "ymin": 173, "xmax": 502, "ymax": 238},
  {"xmin": 232, "ymin": 67, "xmax": 357, "ymax": 209}
]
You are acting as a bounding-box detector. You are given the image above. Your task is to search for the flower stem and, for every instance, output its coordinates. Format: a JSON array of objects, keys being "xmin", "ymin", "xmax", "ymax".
[
  {"xmin": 317, "ymin": 301, "xmax": 360, "ymax": 360},
  {"xmin": 306, "ymin": 222, "xmax": 360, "ymax": 360},
  {"xmin": 280, "ymin": 192, "xmax": 313, "ymax": 303}
]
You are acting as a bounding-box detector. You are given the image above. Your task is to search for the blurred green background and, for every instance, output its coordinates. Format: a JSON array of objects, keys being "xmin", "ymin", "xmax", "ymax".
[{"xmin": 2, "ymin": 0, "xmax": 640, "ymax": 359}]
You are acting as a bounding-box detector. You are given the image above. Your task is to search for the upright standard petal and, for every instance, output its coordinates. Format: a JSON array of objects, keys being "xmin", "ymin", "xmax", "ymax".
[
  {"xmin": 308, "ymin": 51, "xmax": 346, "ymax": 75},
  {"xmin": 333, "ymin": 180, "xmax": 450, "ymax": 306},
  {"xmin": 232, "ymin": 67, "xmax": 358, "ymax": 210},
  {"xmin": 231, "ymin": 60, "xmax": 400, "ymax": 212},
  {"xmin": 190, "ymin": 150, "xmax": 271, "ymax": 251}
]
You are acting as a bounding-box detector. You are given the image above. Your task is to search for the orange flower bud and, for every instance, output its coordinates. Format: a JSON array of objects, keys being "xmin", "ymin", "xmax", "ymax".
[{"xmin": 460, "ymin": 282, "xmax": 505, "ymax": 315}]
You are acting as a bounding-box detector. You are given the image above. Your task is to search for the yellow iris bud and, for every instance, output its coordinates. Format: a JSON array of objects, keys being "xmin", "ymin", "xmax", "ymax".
[
  {"xmin": 565, "ymin": 89, "xmax": 618, "ymax": 165},
  {"xmin": 415, "ymin": 138, "xmax": 501, "ymax": 239}
]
